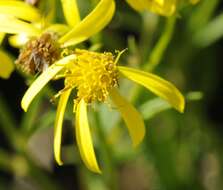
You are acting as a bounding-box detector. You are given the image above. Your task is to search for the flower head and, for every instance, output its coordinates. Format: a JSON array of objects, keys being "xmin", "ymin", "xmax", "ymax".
[
  {"xmin": 65, "ymin": 49, "xmax": 119, "ymax": 104},
  {"xmin": 0, "ymin": 0, "xmax": 115, "ymax": 74},
  {"xmin": 15, "ymin": 32, "xmax": 60, "ymax": 74},
  {"xmin": 21, "ymin": 49, "xmax": 185, "ymax": 173}
]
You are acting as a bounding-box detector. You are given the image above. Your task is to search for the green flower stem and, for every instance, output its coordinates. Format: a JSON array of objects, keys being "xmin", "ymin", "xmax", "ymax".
[
  {"xmin": 0, "ymin": 95, "xmax": 18, "ymax": 147},
  {"xmin": 19, "ymin": 68, "xmax": 55, "ymax": 133},
  {"xmin": 95, "ymin": 112, "xmax": 119, "ymax": 190},
  {"xmin": 130, "ymin": 15, "xmax": 177, "ymax": 103},
  {"xmin": 144, "ymin": 15, "xmax": 177, "ymax": 71},
  {"xmin": 20, "ymin": 85, "xmax": 55, "ymax": 133},
  {"xmin": 0, "ymin": 149, "xmax": 11, "ymax": 172},
  {"xmin": 112, "ymin": 16, "xmax": 177, "ymax": 132},
  {"xmin": 20, "ymin": 90, "xmax": 44, "ymax": 132}
]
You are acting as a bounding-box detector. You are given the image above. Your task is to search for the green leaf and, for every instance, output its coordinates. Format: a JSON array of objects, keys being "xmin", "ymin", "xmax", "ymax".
[
  {"xmin": 193, "ymin": 13, "xmax": 223, "ymax": 47},
  {"xmin": 140, "ymin": 91, "xmax": 203, "ymax": 120}
]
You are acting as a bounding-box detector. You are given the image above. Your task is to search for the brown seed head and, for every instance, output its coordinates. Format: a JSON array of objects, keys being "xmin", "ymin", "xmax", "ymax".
[{"xmin": 15, "ymin": 33, "xmax": 60, "ymax": 75}]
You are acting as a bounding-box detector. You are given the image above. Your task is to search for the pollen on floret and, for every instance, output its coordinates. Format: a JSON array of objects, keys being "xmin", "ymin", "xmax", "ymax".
[
  {"xmin": 64, "ymin": 49, "xmax": 119, "ymax": 105},
  {"xmin": 15, "ymin": 33, "xmax": 61, "ymax": 75}
]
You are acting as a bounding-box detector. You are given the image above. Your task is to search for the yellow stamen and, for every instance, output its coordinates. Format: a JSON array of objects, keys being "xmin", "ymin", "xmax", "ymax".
[{"xmin": 64, "ymin": 49, "xmax": 119, "ymax": 104}]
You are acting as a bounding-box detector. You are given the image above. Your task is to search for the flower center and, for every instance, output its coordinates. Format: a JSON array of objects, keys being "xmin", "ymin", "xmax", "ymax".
[
  {"xmin": 16, "ymin": 33, "xmax": 60, "ymax": 75},
  {"xmin": 65, "ymin": 49, "xmax": 119, "ymax": 104}
]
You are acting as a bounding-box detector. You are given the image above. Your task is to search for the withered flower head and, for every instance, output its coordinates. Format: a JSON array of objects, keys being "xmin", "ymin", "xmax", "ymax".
[{"xmin": 15, "ymin": 33, "xmax": 60, "ymax": 75}]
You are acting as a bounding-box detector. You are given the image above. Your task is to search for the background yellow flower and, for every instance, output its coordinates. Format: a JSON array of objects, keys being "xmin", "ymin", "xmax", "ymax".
[
  {"xmin": 0, "ymin": 33, "xmax": 14, "ymax": 79},
  {"xmin": 126, "ymin": 0, "xmax": 177, "ymax": 16}
]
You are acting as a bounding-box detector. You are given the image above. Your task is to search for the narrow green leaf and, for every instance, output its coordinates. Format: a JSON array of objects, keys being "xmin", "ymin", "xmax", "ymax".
[
  {"xmin": 140, "ymin": 91, "xmax": 203, "ymax": 120},
  {"xmin": 193, "ymin": 13, "xmax": 223, "ymax": 47}
]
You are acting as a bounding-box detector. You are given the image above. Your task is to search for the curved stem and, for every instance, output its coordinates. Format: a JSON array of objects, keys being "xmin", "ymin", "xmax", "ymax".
[
  {"xmin": 0, "ymin": 95, "xmax": 18, "ymax": 148},
  {"xmin": 130, "ymin": 15, "xmax": 177, "ymax": 103},
  {"xmin": 111, "ymin": 16, "xmax": 177, "ymax": 136},
  {"xmin": 94, "ymin": 112, "xmax": 119, "ymax": 190},
  {"xmin": 144, "ymin": 15, "xmax": 177, "ymax": 72}
]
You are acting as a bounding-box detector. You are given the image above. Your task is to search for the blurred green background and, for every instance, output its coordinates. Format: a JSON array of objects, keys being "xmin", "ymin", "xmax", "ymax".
[{"xmin": 0, "ymin": 0, "xmax": 223, "ymax": 189}]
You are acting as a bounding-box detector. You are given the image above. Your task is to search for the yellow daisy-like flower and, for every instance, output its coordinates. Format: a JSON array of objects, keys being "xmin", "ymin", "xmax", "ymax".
[
  {"xmin": 0, "ymin": 0, "xmax": 115, "ymax": 73},
  {"xmin": 0, "ymin": 33, "xmax": 14, "ymax": 79},
  {"xmin": 126, "ymin": 0, "xmax": 177, "ymax": 16},
  {"xmin": 21, "ymin": 49, "xmax": 185, "ymax": 173}
]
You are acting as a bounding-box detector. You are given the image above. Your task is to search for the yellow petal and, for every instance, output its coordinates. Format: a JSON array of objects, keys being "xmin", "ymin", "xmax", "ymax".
[
  {"xmin": 126, "ymin": 0, "xmax": 176, "ymax": 16},
  {"xmin": 21, "ymin": 55, "xmax": 76, "ymax": 112},
  {"xmin": 54, "ymin": 89, "xmax": 72, "ymax": 166},
  {"xmin": 126, "ymin": 0, "xmax": 144, "ymax": 11},
  {"xmin": 147, "ymin": 0, "xmax": 176, "ymax": 16},
  {"xmin": 75, "ymin": 99, "xmax": 101, "ymax": 173},
  {"xmin": 8, "ymin": 34, "xmax": 29, "ymax": 48},
  {"xmin": 43, "ymin": 24, "xmax": 70, "ymax": 37},
  {"xmin": 118, "ymin": 66, "xmax": 185, "ymax": 112},
  {"xmin": 59, "ymin": 0, "xmax": 115, "ymax": 47},
  {"xmin": 60, "ymin": 0, "xmax": 80, "ymax": 26},
  {"xmin": 0, "ymin": 50, "xmax": 14, "ymax": 79},
  {"xmin": 0, "ymin": 0, "xmax": 41, "ymax": 21},
  {"xmin": 0, "ymin": 14, "xmax": 41, "ymax": 36},
  {"xmin": 110, "ymin": 88, "xmax": 145, "ymax": 147},
  {"xmin": 44, "ymin": 0, "xmax": 56, "ymax": 23}
]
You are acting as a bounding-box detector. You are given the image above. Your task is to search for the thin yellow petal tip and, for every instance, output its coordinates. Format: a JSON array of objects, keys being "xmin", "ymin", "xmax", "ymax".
[
  {"xmin": 54, "ymin": 89, "xmax": 71, "ymax": 168},
  {"xmin": 118, "ymin": 66, "xmax": 185, "ymax": 114},
  {"xmin": 178, "ymin": 96, "xmax": 185, "ymax": 113},
  {"xmin": 174, "ymin": 92, "xmax": 185, "ymax": 113},
  {"xmin": 76, "ymin": 99, "xmax": 102, "ymax": 174},
  {"xmin": 56, "ymin": 159, "xmax": 63, "ymax": 166},
  {"xmin": 96, "ymin": 169, "xmax": 102, "ymax": 174},
  {"xmin": 132, "ymin": 126, "xmax": 145, "ymax": 148},
  {"xmin": 21, "ymin": 101, "xmax": 28, "ymax": 112}
]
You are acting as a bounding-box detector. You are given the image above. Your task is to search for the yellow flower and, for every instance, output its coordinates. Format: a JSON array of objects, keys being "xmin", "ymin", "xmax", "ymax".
[
  {"xmin": 0, "ymin": 0, "xmax": 115, "ymax": 74},
  {"xmin": 0, "ymin": 33, "xmax": 14, "ymax": 79},
  {"xmin": 0, "ymin": 0, "xmax": 115, "ymax": 47},
  {"xmin": 21, "ymin": 49, "xmax": 185, "ymax": 173},
  {"xmin": 0, "ymin": 50, "xmax": 14, "ymax": 79},
  {"xmin": 126, "ymin": 0, "xmax": 177, "ymax": 16}
]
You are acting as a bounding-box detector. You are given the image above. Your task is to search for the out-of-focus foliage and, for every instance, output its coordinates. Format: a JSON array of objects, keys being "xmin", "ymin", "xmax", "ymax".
[{"xmin": 0, "ymin": 0, "xmax": 223, "ymax": 190}]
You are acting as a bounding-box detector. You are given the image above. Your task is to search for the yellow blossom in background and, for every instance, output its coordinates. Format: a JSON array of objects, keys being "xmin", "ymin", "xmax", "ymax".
[
  {"xmin": 0, "ymin": 0, "xmax": 115, "ymax": 48},
  {"xmin": 0, "ymin": 33, "xmax": 14, "ymax": 79},
  {"xmin": 0, "ymin": 50, "xmax": 14, "ymax": 79},
  {"xmin": 125, "ymin": 0, "xmax": 201, "ymax": 16},
  {"xmin": 21, "ymin": 49, "xmax": 185, "ymax": 173},
  {"xmin": 126, "ymin": 0, "xmax": 177, "ymax": 16},
  {"xmin": 0, "ymin": 0, "xmax": 115, "ymax": 74}
]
